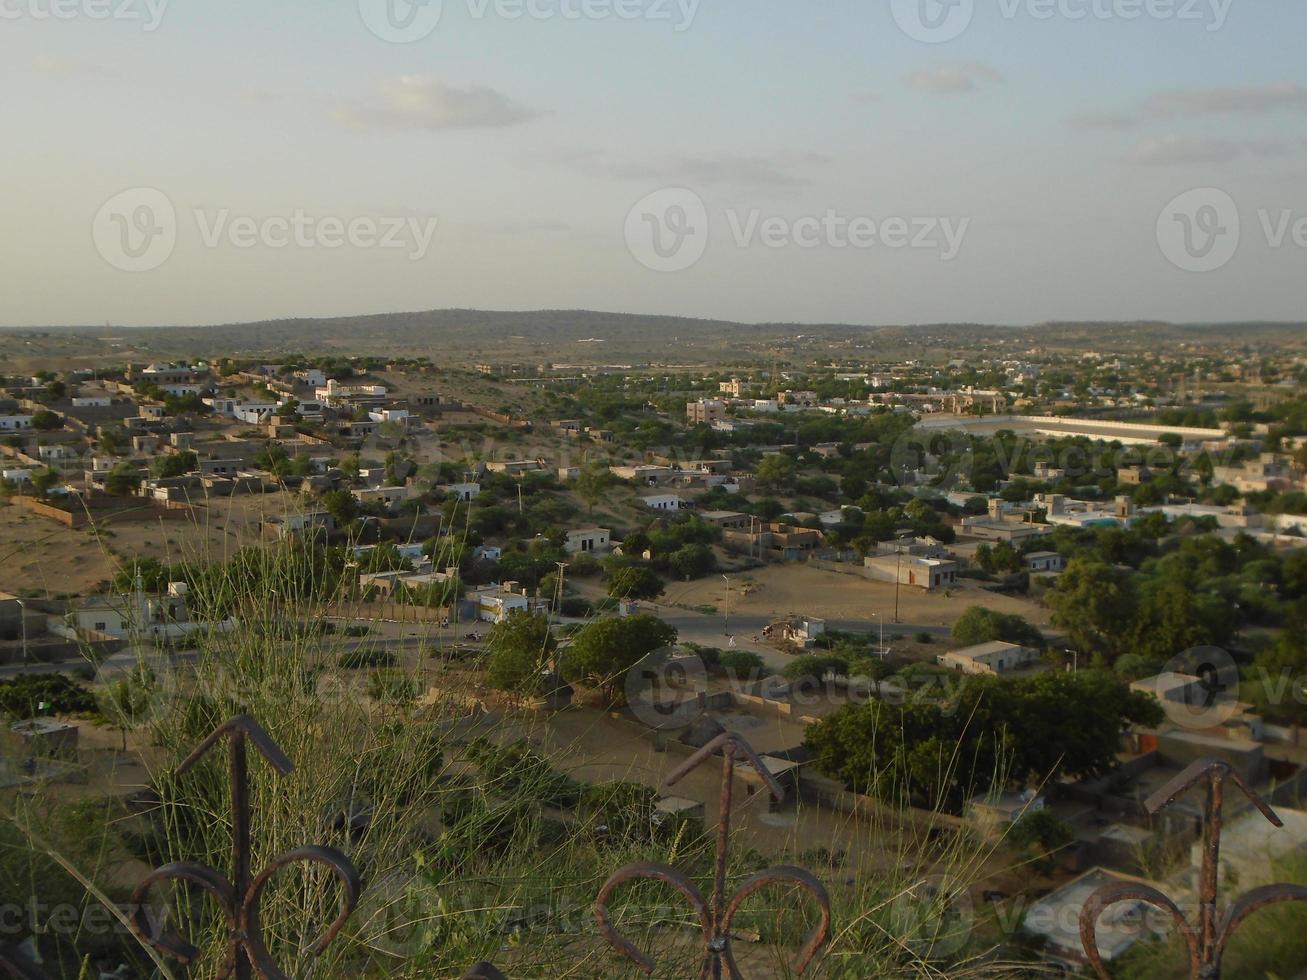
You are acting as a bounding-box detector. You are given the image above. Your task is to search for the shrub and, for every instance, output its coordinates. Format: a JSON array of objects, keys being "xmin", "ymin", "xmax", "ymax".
[
  {"xmin": 337, "ymin": 648, "xmax": 397, "ymax": 669},
  {"xmin": 559, "ymin": 596, "xmax": 593, "ymax": 618},
  {"xmin": 718, "ymin": 650, "xmax": 765, "ymax": 680},
  {"xmin": 0, "ymin": 674, "xmax": 97, "ymax": 718}
]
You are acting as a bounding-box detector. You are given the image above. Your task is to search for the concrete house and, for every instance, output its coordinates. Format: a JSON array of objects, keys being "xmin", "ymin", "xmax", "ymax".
[
  {"xmin": 642, "ymin": 494, "xmax": 685, "ymax": 512},
  {"xmin": 686, "ymin": 400, "xmax": 727, "ymax": 425},
  {"xmin": 442, "ymin": 483, "xmax": 481, "ymax": 502},
  {"xmin": 565, "ymin": 527, "xmax": 611, "ymax": 555},
  {"xmin": 938, "ymin": 641, "xmax": 1041, "ymax": 676},
  {"xmin": 863, "ymin": 553, "xmax": 959, "ymax": 591},
  {"xmin": 1025, "ymin": 551, "xmax": 1065, "ymax": 573},
  {"xmin": 466, "ymin": 584, "xmax": 532, "ymax": 624},
  {"xmin": 700, "ymin": 511, "xmax": 752, "ymax": 531}
]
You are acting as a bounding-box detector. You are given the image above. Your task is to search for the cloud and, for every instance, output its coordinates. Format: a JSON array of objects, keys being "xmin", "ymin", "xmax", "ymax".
[
  {"xmin": 556, "ymin": 149, "xmax": 830, "ymax": 189},
  {"xmin": 338, "ymin": 76, "xmax": 540, "ymax": 131},
  {"xmin": 1125, "ymin": 135, "xmax": 1287, "ymax": 166},
  {"xmin": 32, "ymin": 57, "xmax": 119, "ymax": 80},
  {"xmin": 1065, "ymin": 112, "xmax": 1137, "ymax": 131},
  {"xmin": 851, "ymin": 90, "xmax": 881, "ymax": 105},
  {"xmin": 1142, "ymin": 82, "xmax": 1307, "ymax": 117},
  {"xmin": 906, "ymin": 63, "xmax": 1003, "ymax": 95}
]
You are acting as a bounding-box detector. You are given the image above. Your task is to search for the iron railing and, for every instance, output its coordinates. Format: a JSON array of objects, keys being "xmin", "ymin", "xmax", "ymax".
[{"xmin": 5, "ymin": 717, "xmax": 1307, "ymax": 979}]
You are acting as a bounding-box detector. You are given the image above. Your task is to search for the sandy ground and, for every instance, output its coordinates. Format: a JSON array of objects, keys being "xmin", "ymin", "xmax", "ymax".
[
  {"xmin": 0, "ymin": 493, "xmax": 308, "ymax": 597},
  {"xmin": 662, "ymin": 564, "xmax": 1055, "ymax": 633}
]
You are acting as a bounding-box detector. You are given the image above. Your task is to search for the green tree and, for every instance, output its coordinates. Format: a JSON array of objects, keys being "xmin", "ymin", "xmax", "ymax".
[
  {"xmin": 104, "ymin": 462, "xmax": 142, "ymax": 496},
  {"xmin": 717, "ymin": 650, "xmax": 765, "ymax": 679},
  {"xmin": 486, "ymin": 613, "xmax": 557, "ymax": 692},
  {"xmin": 951, "ymin": 607, "xmax": 1045, "ymax": 649},
  {"xmin": 784, "ymin": 655, "xmax": 849, "ymax": 687},
  {"xmin": 975, "ymin": 540, "xmax": 1022, "ymax": 575},
  {"xmin": 152, "ymin": 451, "xmax": 198, "ymax": 479},
  {"xmin": 29, "ymin": 468, "xmax": 60, "ymax": 497},
  {"xmin": 1248, "ymin": 632, "xmax": 1307, "ymax": 727},
  {"xmin": 607, "ymin": 565, "xmax": 665, "ymax": 602},
  {"xmin": 1125, "ymin": 582, "xmax": 1229, "ymax": 663},
  {"xmin": 97, "ymin": 665, "xmax": 156, "ymax": 751},
  {"xmin": 575, "ymin": 462, "xmax": 614, "ymax": 515},
  {"xmin": 0, "ymin": 674, "xmax": 96, "ymax": 719},
  {"xmin": 1006, "ymin": 809, "xmax": 1075, "ymax": 873},
  {"xmin": 755, "ymin": 454, "xmax": 796, "ymax": 490},
  {"xmin": 31, "ymin": 410, "xmax": 62, "ymax": 431},
  {"xmin": 563, "ymin": 614, "xmax": 677, "ymax": 705},
  {"xmin": 321, "ymin": 489, "xmax": 360, "ymax": 527},
  {"xmin": 667, "ymin": 543, "xmax": 717, "ymax": 580},
  {"xmin": 1046, "ymin": 559, "xmax": 1138, "ymax": 660},
  {"xmin": 805, "ymin": 669, "xmax": 1162, "ymax": 809}
]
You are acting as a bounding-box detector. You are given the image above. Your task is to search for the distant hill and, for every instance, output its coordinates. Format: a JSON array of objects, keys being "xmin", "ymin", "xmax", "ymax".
[{"xmin": 3, "ymin": 310, "xmax": 1304, "ymax": 364}]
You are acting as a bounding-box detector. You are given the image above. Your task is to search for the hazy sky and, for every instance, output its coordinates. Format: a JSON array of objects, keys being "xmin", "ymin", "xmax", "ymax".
[{"xmin": 2, "ymin": 0, "xmax": 1305, "ymax": 327}]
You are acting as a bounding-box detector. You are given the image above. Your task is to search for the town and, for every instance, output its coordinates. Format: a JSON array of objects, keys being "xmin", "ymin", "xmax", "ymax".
[{"xmin": 3, "ymin": 318, "xmax": 1306, "ymax": 977}]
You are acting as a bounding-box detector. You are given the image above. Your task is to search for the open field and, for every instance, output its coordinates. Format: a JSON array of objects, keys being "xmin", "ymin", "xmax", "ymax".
[{"xmin": 0, "ymin": 494, "xmax": 306, "ymax": 596}]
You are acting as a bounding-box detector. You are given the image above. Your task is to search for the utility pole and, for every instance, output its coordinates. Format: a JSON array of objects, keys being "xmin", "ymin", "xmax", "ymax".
[
  {"xmin": 893, "ymin": 545, "xmax": 903, "ymax": 625},
  {"xmin": 554, "ymin": 561, "xmax": 568, "ymax": 623},
  {"xmin": 722, "ymin": 574, "xmax": 730, "ymax": 637},
  {"xmin": 16, "ymin": 599, "xmax": 28, "ymax": 664}
]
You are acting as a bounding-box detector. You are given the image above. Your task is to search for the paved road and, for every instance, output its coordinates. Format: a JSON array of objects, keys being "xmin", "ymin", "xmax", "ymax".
[
  {"xmin": 638, "ymin": 602, "xmax": 952, "ymax": 673},
  {"xmin": 0, "ymin": 633, "xmax": 443, "ymax": 680},
  {"xmin": 1, "ymin": 605, "xmax": 954, "ymax": 682}
]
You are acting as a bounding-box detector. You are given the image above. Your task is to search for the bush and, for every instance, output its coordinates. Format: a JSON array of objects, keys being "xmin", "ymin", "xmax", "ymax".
[
  {"xmin": 337, "ymin": 648, "xmax": 398, "ymax": 669},
  {"xmin": 952, "ymin": 606, "xmax": 1045, "ymax": 649},
  {"xmin": 366, "ymin": 670, "xmax": 419, "ymax": 704},
  {"xmin": 0, "ymin": 674, "xmax": 97, "ymax": 719},
  {"xmin": 559, "ymin": 597, "xmax": 593, "ymax": 618},
  {"xmin": 717, "ymin": 650, "xmax": 765, "ymax": 679}
]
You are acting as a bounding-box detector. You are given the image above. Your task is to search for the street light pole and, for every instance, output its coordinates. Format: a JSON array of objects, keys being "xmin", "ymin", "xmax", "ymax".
[
  {"xmin": 893, "ymin": 546, "xmax": 902, "ymax": 625},
  {"xmin": 16, "ymin": 599, "xmax": 28, "ymax": 664},
  {"xmin": 555, "ymin": 561, "xmax": 568, "ymax": 624},
  {"xmin": 722, "ymin": 574, "xmax": 730, "ymax": 637}
]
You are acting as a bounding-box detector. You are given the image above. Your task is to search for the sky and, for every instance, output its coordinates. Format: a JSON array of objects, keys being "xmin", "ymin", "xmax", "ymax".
[{"xmin": 2, "ymin": 0, "xmax": 1305, "ymax": 328}]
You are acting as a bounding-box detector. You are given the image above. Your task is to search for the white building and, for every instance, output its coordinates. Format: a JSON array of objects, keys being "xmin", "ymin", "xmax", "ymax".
[
  {"xmin": 1025, "ymin": 551, "xmax": 1065, "ymax": 573},
  {"xmin": 565, "ymin": 527, "xmax": 611, "ymax": 555},
  {"xmin": 863, "ymin": 553, "xmax": 959, "ymax": 591},
  {"xmin": 57, "ymin": 583, "xmax": 233, "ymax": 641},
  {"xmin": 938, "ymin": 641, "xmax": 1041, "ymax": 676},
  {"xmin": 468, "ymin": 584, "xmax": 532, "ymax": 624},
  {"xmin": 0, "ymin": 415, "xmax": 33, "ymax": 431},
  {"xmin": 642, "ymin": 494, "xmax": 685, "ymax": 512},
  {"xmin": 442, "ymin": 483, "xmax": 481, "ymax": 502}
]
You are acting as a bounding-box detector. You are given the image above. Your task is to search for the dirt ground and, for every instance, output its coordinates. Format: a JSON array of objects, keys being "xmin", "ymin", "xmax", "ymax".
[
  {"xmin": 0, "ymin": 493, "xmax": 307, "ymax": 596},
  {"xmin": 662, "ymin": 564, "xmax": 1055, "ymax": 634}
]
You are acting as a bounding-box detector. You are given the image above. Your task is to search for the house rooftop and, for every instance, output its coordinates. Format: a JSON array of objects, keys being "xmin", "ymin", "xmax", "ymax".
[{"xmin": 949, "ymin": 640, "xmax": 1030, "ymax": 658}]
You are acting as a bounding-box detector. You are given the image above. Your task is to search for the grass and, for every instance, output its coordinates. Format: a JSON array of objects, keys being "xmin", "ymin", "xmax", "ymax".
[{"xmin": 1, "ymin": 500, "xmax": 1072, "ymax": 977}]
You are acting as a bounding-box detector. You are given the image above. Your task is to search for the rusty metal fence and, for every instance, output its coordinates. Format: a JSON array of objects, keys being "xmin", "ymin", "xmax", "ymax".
[{"xmin": 4, "ymin": 716, "xmax": 1306, "ymax": 980}]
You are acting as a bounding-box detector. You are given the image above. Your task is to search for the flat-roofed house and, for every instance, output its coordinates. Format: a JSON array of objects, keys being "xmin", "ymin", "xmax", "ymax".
[
  {"xmin": 565, "ymin": 527, "xmax": 611, "ymax": 555},
  {"xmin": 938, "ymin": 641, "xmax": 1041, "ymax": 676}
]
